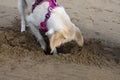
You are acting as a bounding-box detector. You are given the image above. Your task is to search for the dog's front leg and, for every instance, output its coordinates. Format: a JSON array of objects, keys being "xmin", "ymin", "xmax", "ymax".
[
  {"xmin": 28, "ymin": 22, "xmax": 46, "ymax": 50},
  {"xmin": 26, "ymin": 14, "xmax": 47, "ymax": 50}
]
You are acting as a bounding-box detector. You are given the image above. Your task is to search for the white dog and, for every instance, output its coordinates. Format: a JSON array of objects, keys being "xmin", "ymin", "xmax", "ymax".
[{"xmin": 18, "ymin": 0, "xmax": 84, "ymax": 54}]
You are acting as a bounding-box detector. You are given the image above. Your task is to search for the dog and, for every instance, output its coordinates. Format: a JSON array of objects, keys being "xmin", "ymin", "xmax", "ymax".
[{"xmin": 18, "ymin": 0, "xmax": 84, "ymax": 54}]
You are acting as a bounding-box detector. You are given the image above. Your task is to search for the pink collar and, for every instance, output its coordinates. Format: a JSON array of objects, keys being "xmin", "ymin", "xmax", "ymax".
[{"xmin": 32, "ymin": 0, "xmax": 59, "ymax": 32}]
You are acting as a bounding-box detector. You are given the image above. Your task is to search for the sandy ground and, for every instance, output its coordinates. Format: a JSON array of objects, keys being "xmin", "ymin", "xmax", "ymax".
[{"xmin": 0, "ymin": 0, "xmax": 120, "ymax": 80}]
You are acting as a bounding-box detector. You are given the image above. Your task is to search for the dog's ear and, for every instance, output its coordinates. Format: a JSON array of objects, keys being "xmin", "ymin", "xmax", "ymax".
[
  {"xmin": 50, "ymin": 31, "xmax": 66, "ymax": 53},
  {"xmin": 75, "ymin": 28, "xmax": 84, "ymax": 47}
]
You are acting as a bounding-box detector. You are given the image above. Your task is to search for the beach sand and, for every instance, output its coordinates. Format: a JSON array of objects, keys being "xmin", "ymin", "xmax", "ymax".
[{"xmin": 0, "ymin": 0, "xmax": 120, "ymax": 80}]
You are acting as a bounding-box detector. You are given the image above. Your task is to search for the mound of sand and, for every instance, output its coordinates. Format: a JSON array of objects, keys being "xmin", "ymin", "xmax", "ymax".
[
  {"xmin": 0, "ymin": 19, "xmax": 120, "ymax": 80},
  {"xmin": 0, "ymin": 19, "xmax": 119, "ymax": 66}
]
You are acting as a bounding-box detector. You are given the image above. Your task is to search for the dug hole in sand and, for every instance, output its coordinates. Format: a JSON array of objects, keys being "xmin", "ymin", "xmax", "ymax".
[{"xmin": 0, "ymin": 0, "xmax": 120, "ymax": 80}]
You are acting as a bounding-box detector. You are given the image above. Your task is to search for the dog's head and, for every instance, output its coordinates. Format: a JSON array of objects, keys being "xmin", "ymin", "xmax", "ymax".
[
  {"xmin": 44, "ymin": 6, "xmax": 83, "ymax": 53},
  {"xmin": 50, "ymin": 23, "xmax": 84, "ymax": 53}
]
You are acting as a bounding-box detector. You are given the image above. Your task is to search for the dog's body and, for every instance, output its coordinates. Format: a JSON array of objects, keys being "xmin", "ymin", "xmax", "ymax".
[{"xmin": 18, "ymin": 0, "xmax": 84, "ymax": 54}]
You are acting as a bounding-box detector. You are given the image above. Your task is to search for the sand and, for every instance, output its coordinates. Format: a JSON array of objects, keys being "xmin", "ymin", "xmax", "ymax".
[{"xmin": 0, "ymin": 0, "xmax": 120, "ymax": 80}]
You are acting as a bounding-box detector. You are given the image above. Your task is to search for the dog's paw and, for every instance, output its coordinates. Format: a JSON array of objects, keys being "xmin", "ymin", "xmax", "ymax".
[{"xmin": 21, "ymin": 23, "xmax": 26, "ymax": 32}]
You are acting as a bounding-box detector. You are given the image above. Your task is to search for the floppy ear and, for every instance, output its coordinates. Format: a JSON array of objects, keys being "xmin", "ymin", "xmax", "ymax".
[
  {"xmin": 50, "ymin": 31, "xmax": 66, "ymax": 53},
  {"xmin": 75, "ymin": 28, "xmax": 84, "ymax": 47}
]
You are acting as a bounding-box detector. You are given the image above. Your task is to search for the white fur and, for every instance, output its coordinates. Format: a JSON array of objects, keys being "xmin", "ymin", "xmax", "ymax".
[
  {"xmin": 18, "ymin": 0, "xmax": 84, "ymax": 54},
  {"xmin": 18, "ymin": 0, "xmax": 33, "ymax": 32}
]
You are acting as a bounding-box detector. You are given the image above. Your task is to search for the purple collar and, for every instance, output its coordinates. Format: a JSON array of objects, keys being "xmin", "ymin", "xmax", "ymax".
[{"xmin": 32, "ymin": 0, "xmax": 59, "ymax": 32}]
